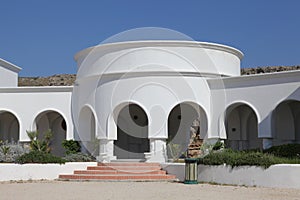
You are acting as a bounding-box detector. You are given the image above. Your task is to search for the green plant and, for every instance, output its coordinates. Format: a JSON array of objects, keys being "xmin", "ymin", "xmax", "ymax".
[
  {"xmin": 0, "ymin": 145, "xmax": 10, "ymax": 160},
  {"xmin": 198, "ymin": 149, "xmax": 300, "ymax": 169},
  {"xmin": 27, "ymin": 130, "xmax": 53, "ymax": 153},
  {"xmin": 212, "ymin": 140, "xmax": 224, "ymax": 151},
  {"xmin": 264, "ymin": 144, "xmax": 300, "ymax": 158},
  {"xmin": 167, "ymin": 142, "xmax": 183, "ymax": 161},
  {"xmin": 63, "ymin": 152, "xmax": 94, "ymax": 162},
  {"xmin": 0, "ymin": 141, "xmax": 29, "ymax": 163},
  {"xmin": 15, "ymin": 151, "xmax": 65, "ymax": 164},
  {"xmin": 62, "ymin": 140, "xmax": 81, "ymax": 155}
]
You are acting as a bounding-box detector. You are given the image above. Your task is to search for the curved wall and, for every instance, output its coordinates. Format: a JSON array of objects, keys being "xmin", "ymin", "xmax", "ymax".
[
  {"xmin": 72, "ymin": 40, "xmax": 243, "ymax": 161},
  {"xmin": 74, "ymin": 40, "xmax": 243, "ymax": 78}
]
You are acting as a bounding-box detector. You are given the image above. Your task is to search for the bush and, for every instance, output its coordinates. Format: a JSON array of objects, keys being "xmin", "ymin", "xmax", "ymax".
[
  {"xmin": 264, "ymin": 144, "xmax": 300, "ymax": 158},
  {"xmin": 212, "ymin": 140, "xmax": 224, "ymax": 151},
  {"xmin": 15, "ymin": 151, "xmax": 65, "ymax": 164},
  {"xmin": 0, "ymin": 141, "xmax": 29, "ymax": 163},
  {"xmin": 27, "ymin": 130, "xmax": 52, "ymax": 153},
  {"xmin": 63, "ymin": 152, "xmax": 94, "ymax": 162},
  {"xmin": 62, "ymin": 140, "xmax": 81, "ymax": 155},
  {"xmin": 199, "ymin": 149, "xmax": 300, "ymax": 169}
]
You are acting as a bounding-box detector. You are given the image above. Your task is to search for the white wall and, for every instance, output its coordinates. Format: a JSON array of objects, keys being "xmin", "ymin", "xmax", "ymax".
[
  {"xmin": 0, "ymin": 162, "xmax": 97, "ymax": 181},
  {"xmin": 0, "ymin": 87, "xmax": 74, "ymax": 141},
  {"xmin": 161, "ymin": 163, "xmax": 300, "ymax": 189},
  {"xmin": 0, "ymin": 68, "xmax": 18, "ymax": 87},
  {"xmin": 0, "ymin": 62, "xmax": 20, "ymax": 87},
  {"xmin": 208, "ymin": 71, "xmax": 300, "ymax": 147}
]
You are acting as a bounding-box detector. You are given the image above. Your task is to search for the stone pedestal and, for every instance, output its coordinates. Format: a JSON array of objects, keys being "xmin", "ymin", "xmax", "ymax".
[
  {"xmin": 96, "ymin": 139, "xmax": 116, "ymax": 162},
  {"xmin": 146, "ymin": 138, "xmax": 167, "ymax": 163}
]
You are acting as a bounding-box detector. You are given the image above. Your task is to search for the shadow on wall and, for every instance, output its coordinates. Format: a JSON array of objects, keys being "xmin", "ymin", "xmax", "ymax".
[
  {"xmin": 225, "ymin": 103, "xmax": 262, "ymax": 150},
  {"xmin": 271, "ymin": 86, "xmax": 300, "ymax": 146},
  {"xmin": 35, "ymin": 111, "xmax": 67, "ymax": 157},
  {"xmin": 0, "ymin": 111, "xmax": 19, "ymax": 142},
  {"xmin": 77, "ymin": 106, "xmax": 99, "ymax": 157},
  {"xmin": 167, "ymin": 102, "xmax": 208, "ymax": 159},
  {"xmin": 114, "ymin": 103, "xmax": 149, "ymax": 159}
]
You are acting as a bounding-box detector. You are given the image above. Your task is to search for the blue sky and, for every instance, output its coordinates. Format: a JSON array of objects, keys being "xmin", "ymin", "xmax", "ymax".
[{"xmin": 0, "ymin": 0, "xmax": 299, "ymax": 76}]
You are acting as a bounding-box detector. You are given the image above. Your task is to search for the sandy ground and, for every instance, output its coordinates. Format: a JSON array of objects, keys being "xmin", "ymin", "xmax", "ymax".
[{"xmin": 0, "ymin": 181, "xmax": 300, "ymax": 200}]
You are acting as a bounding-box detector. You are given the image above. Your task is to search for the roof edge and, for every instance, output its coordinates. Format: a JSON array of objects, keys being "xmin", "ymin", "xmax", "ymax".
[
  {"xmin": 74, "ymin": 40, "xmax": 244, "ymax": 62},
  {"xmin": 0, "ymin": 58, "xmax": 22, "ymax": 73}
]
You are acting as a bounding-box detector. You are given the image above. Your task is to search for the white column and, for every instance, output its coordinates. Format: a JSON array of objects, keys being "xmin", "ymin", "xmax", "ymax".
[
  {"xmin": 145, "ymin": 138, "xmax": 167, "ymax": 163},
  {"xmin": 106, "ymin": 139, "xmax": 116, "ymax": 161},
  {"xmin": 96, "ymin": 139, "xmax": 116, "ymax": 162}
]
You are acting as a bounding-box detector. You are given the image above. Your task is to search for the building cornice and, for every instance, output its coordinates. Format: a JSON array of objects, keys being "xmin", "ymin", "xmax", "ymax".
[
  {"xmin": 74, "ymin": 40, "xmax": 244, "ymax": 61},
  {"xmin": 208, "ymin": 70, "xmax": 300, "ymax": 89},
  {"xmin": 0, "ymin": 86, "xmax": 73, "ymax": 93}
]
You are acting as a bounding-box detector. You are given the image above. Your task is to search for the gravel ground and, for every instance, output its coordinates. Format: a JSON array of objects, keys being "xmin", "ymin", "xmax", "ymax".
[{"xmin": 1, "ymin": 181, "xmax": 300, "ymax": 200}]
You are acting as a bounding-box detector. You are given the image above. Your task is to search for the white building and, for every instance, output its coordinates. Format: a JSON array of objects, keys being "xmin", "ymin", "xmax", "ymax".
[{"xmin": 0, "ymin": 40, "xmax": 299, "ymax": 162}]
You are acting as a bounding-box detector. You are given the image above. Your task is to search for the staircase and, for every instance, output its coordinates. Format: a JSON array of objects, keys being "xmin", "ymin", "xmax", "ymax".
[{"xmin": 58, "ymin": 162, "xmax": 177, "ymax": 181}]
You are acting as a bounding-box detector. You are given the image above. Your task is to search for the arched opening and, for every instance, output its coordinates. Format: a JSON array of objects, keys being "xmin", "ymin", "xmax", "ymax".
[
  {"xmin": 167, "ymin": 102, "xmax": 207, "ymax": 159},
  {"xmin": 35, "ymin": 111, "xmax": 67, "ymax": 156},
  {"xmin": 272, "ymin": 100, "xmax": 300, "ymax": 146},
  {"xmin": 225, "ymin": 103, "xmax": 262, "ymax": 150},
  {"xmin": 0, "ymin": 111, "xmax": 19, "ymax": 142},
  {"xmin": 78, "ymin": 106, "xmax": 98, "ymax": 157},
  {"xmin": 114, "ymin": 103, "xmax": 149, "ymax": 160}
]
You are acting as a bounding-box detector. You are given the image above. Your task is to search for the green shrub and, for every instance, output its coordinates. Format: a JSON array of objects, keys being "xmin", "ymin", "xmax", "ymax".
[
  {"xmin": 0, "ymin": 141, "xmax": 29, "ymax": 163},
  {"xmin": 199, "ymin": 149, "xmax": 300, "ymax": 169},
  {"xmin": 15, "ymin": 151, "xmax": 65, "ymax": 164},
  {"xmin": 62, "ymin": 140, "xmax": 81, "ymax": 155},
  {"xmin": 27, "ymin": 130, "xmax": 52, "ymax": 153},
  {"xmin": 264, "ymin": 144, "xmax": 300, "ymax": 158},
  {"xmin": 63, "ymin": 152, "xmax": 94, "ymax": 162},
  {"xmin": 212, "ymin": 140, "xmax": 224, "ymax": 151}
]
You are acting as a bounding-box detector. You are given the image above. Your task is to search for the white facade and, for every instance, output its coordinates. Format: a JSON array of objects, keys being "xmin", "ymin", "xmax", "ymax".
[{"xmin": 0, "ymin": 40, "xmax": 299, "ymax": 162}]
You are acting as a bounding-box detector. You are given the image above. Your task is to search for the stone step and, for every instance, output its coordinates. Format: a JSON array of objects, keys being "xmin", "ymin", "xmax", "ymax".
[
  {"xmin": 74, "ymin": 170, "xmax": 166, "ymax": 175},
  {"xmin": 58, "ymin": 162, "xmax": 177, "ymax": 182},
  {"xmin": 87, "ymin": 166, "xmax": 162, "ymax": 171},
  {"xmin": 97, "ymin": 162, "xmax": 160, "ymax": 167},
  {"xmin": 59, "ymin": 174, "xmax": 176, "ymax": 181}
]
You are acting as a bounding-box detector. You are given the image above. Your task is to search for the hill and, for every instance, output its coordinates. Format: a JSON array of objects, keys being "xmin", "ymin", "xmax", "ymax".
[{"xmin": 18, "ymin": 66, "xmax": 300, "ymax": 86}]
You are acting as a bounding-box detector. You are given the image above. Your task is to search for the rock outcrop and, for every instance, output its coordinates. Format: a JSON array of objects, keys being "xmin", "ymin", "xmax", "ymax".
[
  {"xmin": 18, "ymin": 74, "xmax": 76, "ymax": 86},
  {"xmin": 18, "ymin": 66, "xmax": 300, "ymax": 86},
  {"xmin": 241, "ymin": 66, "xmax": 300, "ymax": 75}
]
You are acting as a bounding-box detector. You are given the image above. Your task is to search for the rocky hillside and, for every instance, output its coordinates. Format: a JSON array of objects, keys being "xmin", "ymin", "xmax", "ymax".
[
  {"xmin": 18, "ymin": 74, "xmax": 76, "ymax": 86},
  {"xmin": 241, "ymin": 66, "xmax": 300, "ymax": 75},
  {"xmin": 18, "ymin": 66, "xmax": 300, "ymax": 86}
]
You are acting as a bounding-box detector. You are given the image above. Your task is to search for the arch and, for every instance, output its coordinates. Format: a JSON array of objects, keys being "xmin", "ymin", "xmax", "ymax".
[
  {"xmin": 0, "ymin": 110, "xmax": 20, "ymax": 142},
  {"xmin": 225, "ymin": 101, "xmax": 261, "ymax": 123},
  {"xmin": 113, "ymin": 102, "xmax": 150, "ymax": 159},
  {"xmin": 225, "ymin": 102, "xmax": 262, "ymax": 150},
  {"xmin": 272, "ymin": 100, "xmax": 300, "ymax": 146},
  {"xmin": 33, "ymin": 110, "xmax": 67, "ymax": 156},
  {"xmin": 78, "ymin": 105, "xmax": 98, "ymax": 157},
  {"xmin": 167, "ymin": 101, "xmax": 208, "ymax": 159}
]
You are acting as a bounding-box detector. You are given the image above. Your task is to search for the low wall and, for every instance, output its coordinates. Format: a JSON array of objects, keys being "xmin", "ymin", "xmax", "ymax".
[
  {"xmin": 0, "ymin": 162, "xmax": 97, "ymax": 181},
  {"xmin": 161, "ymin": 163, "xmax": 300, "ymax": 189}
]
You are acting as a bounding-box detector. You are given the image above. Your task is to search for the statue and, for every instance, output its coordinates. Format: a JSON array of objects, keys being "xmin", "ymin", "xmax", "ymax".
[{"xmin": 187, "ymin": 118, "xmax": 203, "ymax": 158}]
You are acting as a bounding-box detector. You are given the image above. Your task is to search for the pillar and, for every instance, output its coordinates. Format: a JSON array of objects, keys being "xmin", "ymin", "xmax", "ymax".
[{"xmin": 145, "ymin": 138, "xmax": 167, "ymax": 163}]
